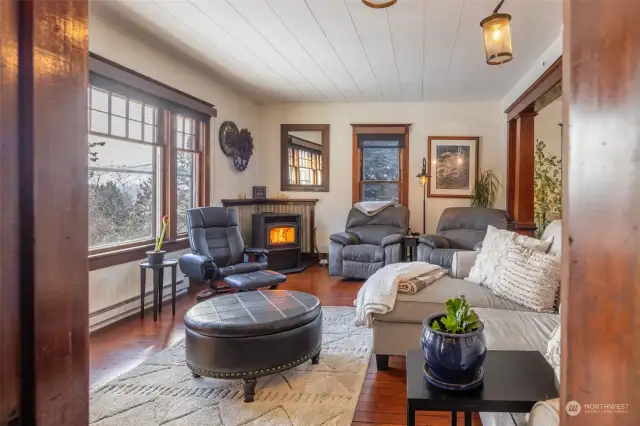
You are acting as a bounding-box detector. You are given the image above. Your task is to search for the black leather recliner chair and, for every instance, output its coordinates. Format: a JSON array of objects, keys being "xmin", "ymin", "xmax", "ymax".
[
  {"xmin": 417, "ymin": 207, "xmax": 508, "ymax": 268},
  {"xmin": 179, "ymin": 207, "xmax": 268, "ymax": 290}
]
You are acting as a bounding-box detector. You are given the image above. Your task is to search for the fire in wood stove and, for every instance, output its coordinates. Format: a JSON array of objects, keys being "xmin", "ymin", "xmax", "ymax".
[{"xmin": 252, "ymin": 213, "xmax": 302, "ymax": 272}]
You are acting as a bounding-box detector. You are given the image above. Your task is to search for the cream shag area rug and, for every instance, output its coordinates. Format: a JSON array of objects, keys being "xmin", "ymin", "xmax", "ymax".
[{"xmin": 90, "ymin": 306, "xmax": 372, "ymax": 425}]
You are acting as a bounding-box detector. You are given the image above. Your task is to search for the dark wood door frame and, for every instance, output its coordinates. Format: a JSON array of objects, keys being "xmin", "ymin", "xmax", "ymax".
[
  {"xmin": 351, "ymin": 124, "xmax": 411, "ymax": 207},
  {"xmin": 1, "ymin": 0, "xmax": 90, "ymax": 424},
  {"xmin": 505, "ymin": 57, "xmax": 562, "ymax": 234},
  {"xmin": 563, "ymin": 1, "xmax": 640, "ymax": 425},
  {"xmin": 0, "ymin": 0, "xmax": 20, "ymax": 422}
]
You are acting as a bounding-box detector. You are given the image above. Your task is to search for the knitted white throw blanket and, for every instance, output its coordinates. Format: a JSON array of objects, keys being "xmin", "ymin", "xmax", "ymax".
[{"xmin": 354, "ymin": 262, "xmax": 446, "ymax": 327}]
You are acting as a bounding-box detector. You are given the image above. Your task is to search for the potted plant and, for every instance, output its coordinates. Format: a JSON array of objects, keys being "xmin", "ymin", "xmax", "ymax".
[
  {"xmin": 534, "ymin": 139, "xmax": 562, "ymax": 237},
  {"xmin": 147, "ymin": 215, "xmax": 169, "ymax": 265},
  {"xmin": 470, "ymin": 169, "xmax": 501, "ymax": 208},
  {"xmin": 421, "ymin": 296, "xmax": 486, "ymax": 389}
]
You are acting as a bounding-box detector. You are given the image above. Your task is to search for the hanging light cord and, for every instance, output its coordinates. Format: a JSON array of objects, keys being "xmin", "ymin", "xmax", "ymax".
[{"xmin": 493, "ymin": 0, "xmax": 506, "ymax": 14}]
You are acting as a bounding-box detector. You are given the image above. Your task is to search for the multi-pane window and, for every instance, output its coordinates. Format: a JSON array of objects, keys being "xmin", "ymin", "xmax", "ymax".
[
  {"xmin": 361, "ymin": 141, "xmax": 401, "ymax": 202},
  {"xmin": 288, "ymin": 147, "xmax": 322, "ymax": 185},
  {"xmin": 88, "ymin": 86, "xmax": 160, "ymax": 248},
  {"xmin": 352, "ymin": 126, "xmax": 409, "ymax": 206},
  {"xmin": 175, "ymin": 115, "xmax": 198, "ymax": 234},
  {"xmin": 88, "ymin": 76, "xmax": 209, "ymax": 256}
]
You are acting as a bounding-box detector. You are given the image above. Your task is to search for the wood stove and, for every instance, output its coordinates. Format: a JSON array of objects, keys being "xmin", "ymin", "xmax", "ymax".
[{"xmin": 252, "ymin": 213, "xmax": 302, "ymax": 272}]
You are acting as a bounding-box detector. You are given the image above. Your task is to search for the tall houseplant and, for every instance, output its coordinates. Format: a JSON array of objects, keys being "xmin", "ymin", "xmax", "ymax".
[
  {"xmin": 471, "ymin": 170, "xmax": 501, "ymax": 208},
  {"xmin": 534, "ymin": 140, "xmax": 562, "ymax": 237}
]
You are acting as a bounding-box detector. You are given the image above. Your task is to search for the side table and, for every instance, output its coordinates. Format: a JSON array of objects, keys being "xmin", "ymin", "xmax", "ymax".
[
  {"xmin": 403, "ymin": 235, "xmax": 419, "ymax": 262},
  {"xmin": 139, "ymin": 259, "xmax": 179, "ymax": 321},
  {"xmin": 406, "ymin": 349, "xmax": 558, "ymax": 426}
]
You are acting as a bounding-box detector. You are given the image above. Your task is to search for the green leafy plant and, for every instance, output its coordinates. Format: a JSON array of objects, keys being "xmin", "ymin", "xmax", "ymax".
[
  {"xmin": 534, "ymin": 140, "xmax": 562, "ymax": 237},
  {"xmin": 471, "ymin": 170, "xmax": 501, "ymax": 208},
  {"xmin": 431, "ymin": 296, "xmax": 480, "ymax": 334}
]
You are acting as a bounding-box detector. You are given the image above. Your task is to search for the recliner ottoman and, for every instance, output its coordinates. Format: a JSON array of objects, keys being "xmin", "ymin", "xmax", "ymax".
[{"xmin": 184, "ymin": 290, "xmax": 322, "ymax": 402}]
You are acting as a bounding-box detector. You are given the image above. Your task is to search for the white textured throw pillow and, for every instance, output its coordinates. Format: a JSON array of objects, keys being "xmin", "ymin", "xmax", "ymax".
[
  {"xmin": 466, "ymin": 226, "xmax": 553, "ymax": 288},
  {"xmin": 545, "ymin": 325, "xmax": 561, "ymax": 383},
  {"xmin": 492, "ymin": 243, "xmax": 561, "ymax": 313}
]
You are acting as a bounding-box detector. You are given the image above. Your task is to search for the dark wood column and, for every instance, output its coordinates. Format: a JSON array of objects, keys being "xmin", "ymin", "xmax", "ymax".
[
  {"xmin": 511, "ymin": 111, "xmax": 537, "ymax": 235},
  {"xmin": 0, "ymin": 0, "xmax": 89, "ymax": 424},
  {"xmin": 0, "ymin": 0, "xmax": 20, "ymax": 423},
  {"xmin": 563, "ymin": 0, "xmax": 640, "ymax": 425},
  {"xmin": 506, "ymin": 119, "xmax": 517, "ymax": 219}
]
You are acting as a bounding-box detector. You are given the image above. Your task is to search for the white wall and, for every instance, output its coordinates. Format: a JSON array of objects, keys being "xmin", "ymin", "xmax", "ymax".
[
  {"xmin": 535, "ymin": 96, "xmax": 563, "ymax": 159},
  {"xmin": 259, "ymin": 102, "xmax": 506, "ymax": 252},
  {"xmin": 88, "ymin": 12, "xmax": 261, "ymax": 329}
]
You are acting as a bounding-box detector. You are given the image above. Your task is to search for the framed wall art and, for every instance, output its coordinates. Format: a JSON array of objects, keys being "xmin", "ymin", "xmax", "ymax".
[
  {"xmin": 252, "ymin": 185, "xmax": 267, "ymax": 199},
  {"xmin": 427, "ymin": 136, "xmax": 479, "ymax": 198}
]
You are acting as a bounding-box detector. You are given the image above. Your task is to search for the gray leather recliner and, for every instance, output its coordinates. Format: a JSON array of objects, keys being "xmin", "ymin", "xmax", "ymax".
[
  {"xmin": 329, "ymin": 205, "xmax": 409, "ymax": 279},
  {"xmin": 417, "ymin": 207, "xmax": 508, "ymax": 268}
]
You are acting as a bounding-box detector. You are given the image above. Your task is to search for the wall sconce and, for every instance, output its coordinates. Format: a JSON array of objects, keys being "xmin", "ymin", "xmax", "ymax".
[{"xmin": 480, "ymin": 0, "xmax": 513, "ymax": 65}]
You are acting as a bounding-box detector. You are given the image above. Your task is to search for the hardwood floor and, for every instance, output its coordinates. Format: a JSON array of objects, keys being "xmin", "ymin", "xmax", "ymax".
[{"xmin": 89, "ymin": 265, "xmax": 481, "ymax": 426}]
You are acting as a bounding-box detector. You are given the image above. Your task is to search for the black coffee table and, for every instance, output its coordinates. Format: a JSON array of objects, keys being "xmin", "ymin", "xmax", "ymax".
[{"xmin": 406, "ymin": 349, "xmax": 558, "ymax": 426}]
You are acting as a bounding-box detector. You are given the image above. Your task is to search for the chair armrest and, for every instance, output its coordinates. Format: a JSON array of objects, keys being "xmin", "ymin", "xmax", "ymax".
[
  {"xmin": 329, "ymin": 232, "xmax": 360, "ymax": 246},
  {"xmin": 418, "ymin": 234, "xmax": 451, "ymax": 249},
  {"xmin": 381, "ymin": 233, "xmax": 405, "ymax": 247},
  {"xmin": 244, "ymin": 247, "xmax": 269, "ymax": 255},
  {"xmin": 528, "ymin": 399, "xmax": 560, "ymax": 426},
  {"xmin": 244, "ymin": 247, "xmax": 268, "ymax": 263},
  {"xmin": 451, "ymin": 251, "xmax": 479, "ymax": 279},
  {"xmin": 178, "ymin": 253, "xmax": 217, "ymax": 281}
]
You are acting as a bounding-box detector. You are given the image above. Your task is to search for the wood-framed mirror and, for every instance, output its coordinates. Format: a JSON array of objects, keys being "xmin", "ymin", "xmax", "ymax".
[{"xmin": 280, "ymin": 124, "xmax": 330, "ymax": 192}]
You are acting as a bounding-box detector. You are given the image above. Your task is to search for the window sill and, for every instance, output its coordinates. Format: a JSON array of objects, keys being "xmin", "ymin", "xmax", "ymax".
[{"xmin": 89, "ymin": 238, "xmax": 190, "ymax": 271}]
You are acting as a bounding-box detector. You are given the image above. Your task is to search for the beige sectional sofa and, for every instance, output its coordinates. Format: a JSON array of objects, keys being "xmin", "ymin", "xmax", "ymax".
[{"xmin": 373, "ymin": 220, "xmax": 562, "ymax": 426}]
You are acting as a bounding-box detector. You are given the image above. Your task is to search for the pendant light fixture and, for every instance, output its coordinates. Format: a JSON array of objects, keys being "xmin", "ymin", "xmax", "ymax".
[
  {"xmin": 480, "ymin": 0, "xmax": 513, "ymax": 65},
  {"xmin": 362, "ymin": 0, "xmax": 397, "ymax": 9}
]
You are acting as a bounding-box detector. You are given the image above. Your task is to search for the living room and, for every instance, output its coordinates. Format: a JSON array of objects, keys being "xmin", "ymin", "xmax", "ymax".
[{"xmin": 1, "ymin": 1, "xmax": 637, "ymax": 426}]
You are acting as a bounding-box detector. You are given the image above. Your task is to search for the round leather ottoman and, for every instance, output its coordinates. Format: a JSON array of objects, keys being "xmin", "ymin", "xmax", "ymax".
[{"xmin": 184, "ymin": 290, "xmax": 322, "ymax": 402}]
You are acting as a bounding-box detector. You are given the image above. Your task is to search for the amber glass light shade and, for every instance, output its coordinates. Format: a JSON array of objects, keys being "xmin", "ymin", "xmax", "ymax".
[
  {"xmin": 416, "ymin": 157, "xmax": 430, "ymax": 187},
  {"xmin": 362, "ymin": 0, "xmax": 397, "ymax": 8},
  {"xmin": 480, "ymin": 13, "xmax": 513, "ymax": 65}
]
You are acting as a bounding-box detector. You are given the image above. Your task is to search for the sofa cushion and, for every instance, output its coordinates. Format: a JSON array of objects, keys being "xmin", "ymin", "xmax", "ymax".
[
  {"xmin": 474, "ymin": 307, "xmax": 559, "ymax": 354},
  {"xmin": 541, "ymin": 220, "xmax": 562, "ymax": 255},
  {"xmin": 492, "ymin": 243, "xmax": 561, "ymax": 313},
  {"xmin": 374, "ymin": 276, "xmax": 534, "ymax": 323},
  {"xmin": 342, "ymin": 244, "xmax": 384, "ymax": 263},
  {"xmin": 545, "ymin": 325, "xmax": 561, "ymax": 382},
  {"xmin": 467, "ymin": 225, "xmax": 553, "ymax": 289}
]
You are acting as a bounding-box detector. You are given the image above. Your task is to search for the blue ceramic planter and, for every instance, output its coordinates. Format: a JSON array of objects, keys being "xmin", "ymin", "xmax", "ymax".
[{"xmin": 421, "ymin": 313, "xmax": 487, "ymax": 385}]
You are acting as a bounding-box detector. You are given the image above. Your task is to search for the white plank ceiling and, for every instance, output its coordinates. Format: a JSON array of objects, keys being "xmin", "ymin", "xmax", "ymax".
[{"xmin": 92, "ymin": 0, "xmax": 562, "ymax": 103}]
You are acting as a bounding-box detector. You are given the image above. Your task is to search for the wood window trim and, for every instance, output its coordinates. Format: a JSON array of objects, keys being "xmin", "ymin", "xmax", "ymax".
[
  {"xmin": 88, "ymin": 57, "xmax": 212, "ymax": 270},
  {"xmin": 280, "ymin": 124, "xmax": 330, "ymax": 192},
  {"xmin": 351, "ymin": 124, "xmax": 411, "ymax": 206},
  {"xmin": 89, "ymin": 238, "xmax": 190, "ymax": 271},
  {"xmin": 89, "ymin": 52, "xmax": 217, "ymax": 119}
]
